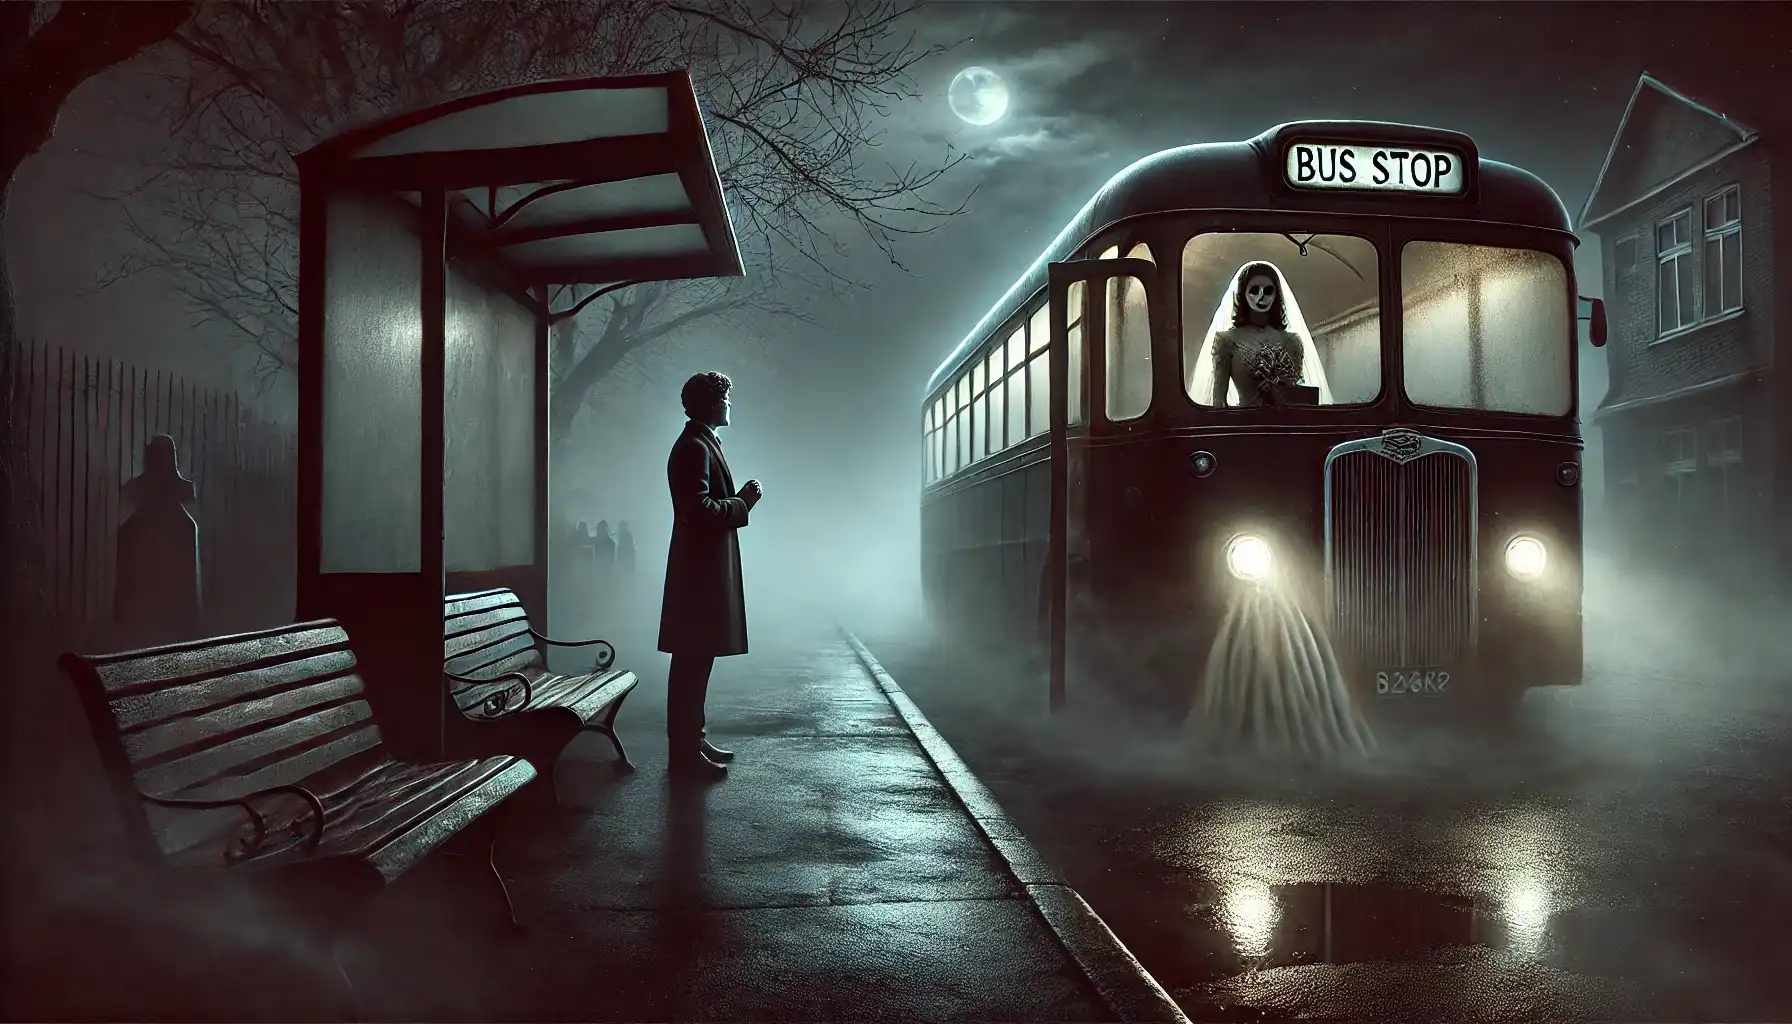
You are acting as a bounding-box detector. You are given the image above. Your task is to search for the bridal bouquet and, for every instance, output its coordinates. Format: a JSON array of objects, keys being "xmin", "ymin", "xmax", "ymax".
[{"xmin": 1249, "ymin": 346, "xmax": 1302, "ymax": 392}]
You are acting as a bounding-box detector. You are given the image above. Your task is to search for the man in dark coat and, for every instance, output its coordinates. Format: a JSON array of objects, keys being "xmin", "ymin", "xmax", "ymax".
[{"xmin": 659, "ymin": 371, "xmax": 762, "ymax": 779}]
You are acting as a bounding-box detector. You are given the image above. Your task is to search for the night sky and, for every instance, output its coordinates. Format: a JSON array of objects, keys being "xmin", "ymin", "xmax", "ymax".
[{"xmin": 7, "ymin": 2, "xmax": 1787, "ymax": 626}]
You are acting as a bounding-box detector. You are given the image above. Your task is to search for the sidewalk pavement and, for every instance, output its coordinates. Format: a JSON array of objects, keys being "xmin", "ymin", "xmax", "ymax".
[{"xmin": 334, "ymin": 630, "xmax": 1186, "ymax": 1021}]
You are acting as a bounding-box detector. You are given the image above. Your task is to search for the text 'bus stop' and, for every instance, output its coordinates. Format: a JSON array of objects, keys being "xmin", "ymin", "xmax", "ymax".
[{"xmin": 295, "ymin": 72, "xmax": 742, "ymax": 760}]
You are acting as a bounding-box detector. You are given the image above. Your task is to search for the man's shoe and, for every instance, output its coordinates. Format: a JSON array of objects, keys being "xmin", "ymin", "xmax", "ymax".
[
  {"xmin": 669, "ymin": 752, "xmax": 728, "ymax": 781},
  {"xmin": 700, "ymin": 740, "xmax": 735, "ymax": 763}
]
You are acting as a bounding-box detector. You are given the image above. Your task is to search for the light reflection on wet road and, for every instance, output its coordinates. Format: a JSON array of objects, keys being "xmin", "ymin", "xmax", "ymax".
[{"xmin": 865, "ymin": 634, "xmax": 1792, "ymax": 1022}]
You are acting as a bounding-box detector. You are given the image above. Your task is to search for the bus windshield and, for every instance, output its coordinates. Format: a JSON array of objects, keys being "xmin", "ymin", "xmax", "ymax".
[
  {"xmin": 1183, "ymin": 231, "xmax": 1382, "ymax": 408},
  {"xmin": 1400, "ymin": 242, "xmax": 1572, "ymax": 416}
]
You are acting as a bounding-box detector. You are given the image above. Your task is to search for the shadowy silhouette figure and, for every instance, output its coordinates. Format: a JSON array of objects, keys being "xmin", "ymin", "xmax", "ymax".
[
  {"xmin": 115, "ymin": 434, "xmax": 201, "ymax": 646},
  {"xmin": 616, "ymin": 520, "xmax": 637, "ymax": 579}
]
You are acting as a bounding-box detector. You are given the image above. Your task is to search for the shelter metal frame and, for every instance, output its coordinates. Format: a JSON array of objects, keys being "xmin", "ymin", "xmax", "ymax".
[{"xmin": 295, "ymin": 71, "xmax": 741, "ymax": 759}]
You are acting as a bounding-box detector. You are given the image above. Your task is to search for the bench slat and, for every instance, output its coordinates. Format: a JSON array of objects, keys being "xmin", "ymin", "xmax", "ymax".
[
  {"xmin": 123, "ymin": 674, "xmax": 366, "ymax": 763},
  {"xmin": 446, "ymin": 630, "xmax": 540, "ymax": 677},
  {"xmin": 444, "ymin": 603, "xmax": 529, "ymax": 643},
  {"xmin": 443, "ymin": 589, "xmax": 523, "ymax": 621},
  {"xmin": 83, "ymin": 622, "xmax": 353, "ymax": 697},
  {"xmin": 366, "ymin": 757, "xmax": 536, "ymax": 879},
  {"xmin": 109, "ymin": 649, "xmax": 361, "ymax": 732},
  {"xmin": 138, "ymin": 703, "xmax": 379, "ymax": 797},
  {"xmin": 312, "ymin": 757, "xmax": 511, "ymax": 858},
  {"xmin": 566, "ymin": 672, "xmax": 637, "ymax": 721},
  {"xmin": 444, "ymin": 612, "xmax": 528, "ymax": 657}
]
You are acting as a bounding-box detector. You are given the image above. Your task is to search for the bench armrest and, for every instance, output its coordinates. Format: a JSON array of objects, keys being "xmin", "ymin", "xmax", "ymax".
[
  {"xmin": 444, "ymin": 668, "xmax": 535, "ymax": 719},
  {"xmin": 142, "ymin": 784, "xmax": 327, "ymax": 862},
  {"xmin": 526, "ymin": 628, "xmax": 616, "ymax": 671}
]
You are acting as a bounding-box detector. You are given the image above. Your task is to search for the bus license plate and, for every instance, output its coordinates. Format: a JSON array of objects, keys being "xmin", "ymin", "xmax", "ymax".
[{"xmin": 1376, "ymin": 669, "xmax": 1450, "ymax": 696}]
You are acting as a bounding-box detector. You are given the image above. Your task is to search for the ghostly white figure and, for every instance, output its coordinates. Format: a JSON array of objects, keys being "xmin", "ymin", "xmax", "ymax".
[{"xmin": 1187, "ymin": 261, "xmax": 1335, "ymax": 407}]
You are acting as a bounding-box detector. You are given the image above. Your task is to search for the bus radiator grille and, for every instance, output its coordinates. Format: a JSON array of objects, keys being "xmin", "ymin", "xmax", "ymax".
[{"xmin": 1326, "ymin": 449, "xmax": 1475, "ymax": 667}]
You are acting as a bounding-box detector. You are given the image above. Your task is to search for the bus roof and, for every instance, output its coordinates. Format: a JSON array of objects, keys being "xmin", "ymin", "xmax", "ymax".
[{"xmin": 926, "ymin": 120, "xmax": 1575, "ymax": 396}]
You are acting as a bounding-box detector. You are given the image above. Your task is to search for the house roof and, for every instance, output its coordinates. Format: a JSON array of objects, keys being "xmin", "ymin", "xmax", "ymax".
[
  {"xmin": 298, "ymin": 72, "xmax": 743, "ymax": 287},
  {"xmin": 1577, "ymin": 73, "xmax": 1760, "ymax": 230}
]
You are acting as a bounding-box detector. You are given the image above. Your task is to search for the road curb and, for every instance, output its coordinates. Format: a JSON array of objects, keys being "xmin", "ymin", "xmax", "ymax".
[{"xmin": 842, "ymin": 630, "xmax": 1191, "ymax": 1024}]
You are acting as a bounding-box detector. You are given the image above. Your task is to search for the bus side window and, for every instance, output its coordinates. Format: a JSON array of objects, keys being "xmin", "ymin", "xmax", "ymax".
[
  {"xmin": 1068, "ymin": 281, "xmax": 1086, "ymax": 425},
  {"xmin": 1105, "ymin": 242, "xmax": 1154, "ymax": 421},
  {"xmin": 923, "ymin": 406, "xmax": 934, "ymax": 482},
  {"xmin": 1027, "ymin": 305, "xmax": 1049, "ymax": 437},
  {"xmin": 1006, "ymin": 326, "xmax": 1027, "ymax": 447},
  {"xmin": 971, "ymin": 358, "xmax": 987, "ymax": 463},
  {"xmin": 986, "ymin": 345, "xmax": 1006, "ymax": 454},
  {"xmin": 950, "ymin": 377, "xmax": 965, "ymax": 474}
]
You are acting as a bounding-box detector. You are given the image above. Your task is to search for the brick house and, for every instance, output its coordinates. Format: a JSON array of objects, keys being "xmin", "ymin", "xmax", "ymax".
[{"xmin": 1580, "ymin": 73, "xmax": 1792, "ymax": 586}]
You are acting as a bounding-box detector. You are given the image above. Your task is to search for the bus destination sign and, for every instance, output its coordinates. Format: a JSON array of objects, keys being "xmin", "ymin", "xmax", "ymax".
[{"xmin": 1284, "ymin": 141, "xmax": 1466, "ymax": 196}]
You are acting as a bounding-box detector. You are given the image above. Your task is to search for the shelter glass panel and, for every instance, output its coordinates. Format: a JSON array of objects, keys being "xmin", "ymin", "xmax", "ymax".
[
  {"xmin": 444, "ymin": 264, "xmax": 537, "ymax": 572},
  {"xmin": 1182, "ymin": 231, "xmax": 1380, "ymax": 408},
  {"xmin": 321, "ymin": 193, "xmax": 422, "ymax": 573},
  {"xmin": 1401, "ymin": 242, "xmax": 1571, "ymax": 416}
]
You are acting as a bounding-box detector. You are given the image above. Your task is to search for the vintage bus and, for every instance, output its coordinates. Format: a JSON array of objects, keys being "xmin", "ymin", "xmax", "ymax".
[{"xmin": 918, "ymin": 121, "xmax": 1606, "ymax": 719}]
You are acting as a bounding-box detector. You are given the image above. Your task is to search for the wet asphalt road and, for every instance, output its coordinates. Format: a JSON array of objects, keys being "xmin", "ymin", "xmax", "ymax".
[{"xmin": 864, "ymin": 631, "xmax": 1792, "ymax": 1023}]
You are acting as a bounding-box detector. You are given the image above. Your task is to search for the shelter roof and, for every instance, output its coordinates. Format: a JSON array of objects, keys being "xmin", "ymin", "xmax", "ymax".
[{"xmin": 299, "ymin": 71, "xmax": 742, "ymax": 286}]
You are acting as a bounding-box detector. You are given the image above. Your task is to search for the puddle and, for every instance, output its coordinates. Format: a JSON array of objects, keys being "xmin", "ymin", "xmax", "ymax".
[{"xmin": 1211, "ymin": 881, "xmax": 1546, "ymax": 970}]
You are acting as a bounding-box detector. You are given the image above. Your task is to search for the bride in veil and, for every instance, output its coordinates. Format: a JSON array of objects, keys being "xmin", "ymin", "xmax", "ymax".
[{"xmin": 1186, "ymin": 261, "xmax": 1334, "ymax": 408}]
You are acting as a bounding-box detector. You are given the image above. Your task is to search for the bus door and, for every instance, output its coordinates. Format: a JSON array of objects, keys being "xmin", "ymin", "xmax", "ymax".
[{"xmin": 1045, "ymin": 257, "xmax": 1158, "ymax": 712}]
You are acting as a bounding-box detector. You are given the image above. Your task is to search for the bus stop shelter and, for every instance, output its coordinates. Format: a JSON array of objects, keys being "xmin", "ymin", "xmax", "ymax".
[{"xmin": 294, "ymin": 72, "xmax": 742, "ymax": 759}]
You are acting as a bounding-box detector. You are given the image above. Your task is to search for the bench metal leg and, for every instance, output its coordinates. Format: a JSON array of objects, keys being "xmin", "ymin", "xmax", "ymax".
[
  {"xmin": 443, "ymin": 801, "xmax": 524, "ymax": 931},
  {"xmin": 487, "ymin": 823, "xmax": 521, "ymax": 930},
  {"xmin": 585, "ymin": 690, "xmax": 637, "ymax": 772}
]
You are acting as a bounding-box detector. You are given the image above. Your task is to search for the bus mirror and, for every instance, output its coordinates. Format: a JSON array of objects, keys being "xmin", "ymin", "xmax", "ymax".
[{"xmin": 1581, "ymin": 296, "xmax": 1607, "ymax": 348}]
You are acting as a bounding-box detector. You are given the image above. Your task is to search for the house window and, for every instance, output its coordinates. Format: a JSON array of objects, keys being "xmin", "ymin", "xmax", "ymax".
[
  {"xmin": 1702, "ymin": 186, "xmax": 1742, "ymax": 317},
  {"xmin": 1663, "ymin": 426, "xmax": 1699, "ymax": 515},
  {"xmin": 1613, "ymin": 236, "xmax": 1636, "ymax": 275},
  {"xmin": 1656, "ymin": 209, "xmax": 1696, "ymax": 335},
  {"xmin": 1707, "ymin": 415, "xmax": 1744, "ymax": 520}
]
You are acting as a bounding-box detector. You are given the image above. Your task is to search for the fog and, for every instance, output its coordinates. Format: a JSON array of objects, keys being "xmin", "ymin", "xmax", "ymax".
[{"xmin": 546, "ymin": 324, "xmax": 929, "ymax": 648}]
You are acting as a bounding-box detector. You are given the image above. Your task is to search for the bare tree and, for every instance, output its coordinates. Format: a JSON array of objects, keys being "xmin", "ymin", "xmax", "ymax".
[
  {"xmin": 2, "ymin": 0, "xmax": 195, "ymax": 622},
  {"xmin": 105, "ymin": 0, "xmax": 966, "ymax": 436}
]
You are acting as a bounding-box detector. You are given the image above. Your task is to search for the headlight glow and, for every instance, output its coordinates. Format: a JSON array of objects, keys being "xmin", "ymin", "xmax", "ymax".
[
  {"xmin": 1504, "ymin": 535, "xmax": 1547, "ymax": 581},
  {"xmin": 1225, "ymin": 534, "xmax": 1274, "ymax": 581}
]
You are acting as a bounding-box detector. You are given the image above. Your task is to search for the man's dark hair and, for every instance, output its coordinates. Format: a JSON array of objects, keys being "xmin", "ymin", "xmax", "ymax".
[{"xmin": 681, "ymin": 371, "xmax": 733, "ymax": 419}]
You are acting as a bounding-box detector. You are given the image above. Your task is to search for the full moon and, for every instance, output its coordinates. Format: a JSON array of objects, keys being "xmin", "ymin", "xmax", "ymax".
[{"xmin": 948, "ymin": 66, "xmax": 1009, "ymax": 126}]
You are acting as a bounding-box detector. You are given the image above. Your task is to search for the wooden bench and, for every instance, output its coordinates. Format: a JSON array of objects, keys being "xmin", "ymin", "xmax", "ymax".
[
  {"xmin": 61, "ymin": 620, "xmax": 538, "ymax": 1013},
  {"xmin": 443, "ymin": 588, "xmax": 640, "ymax": 796}
]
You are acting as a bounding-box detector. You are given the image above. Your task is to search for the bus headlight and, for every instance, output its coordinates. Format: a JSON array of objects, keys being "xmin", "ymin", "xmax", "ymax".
[
  {"xmin": 1504, "ymin": 535, "xmax": 1547, "ymax": 582},
  {"xmin": 1225, "ymin": 534, "xmax": 1274, "ymax": 581}
]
